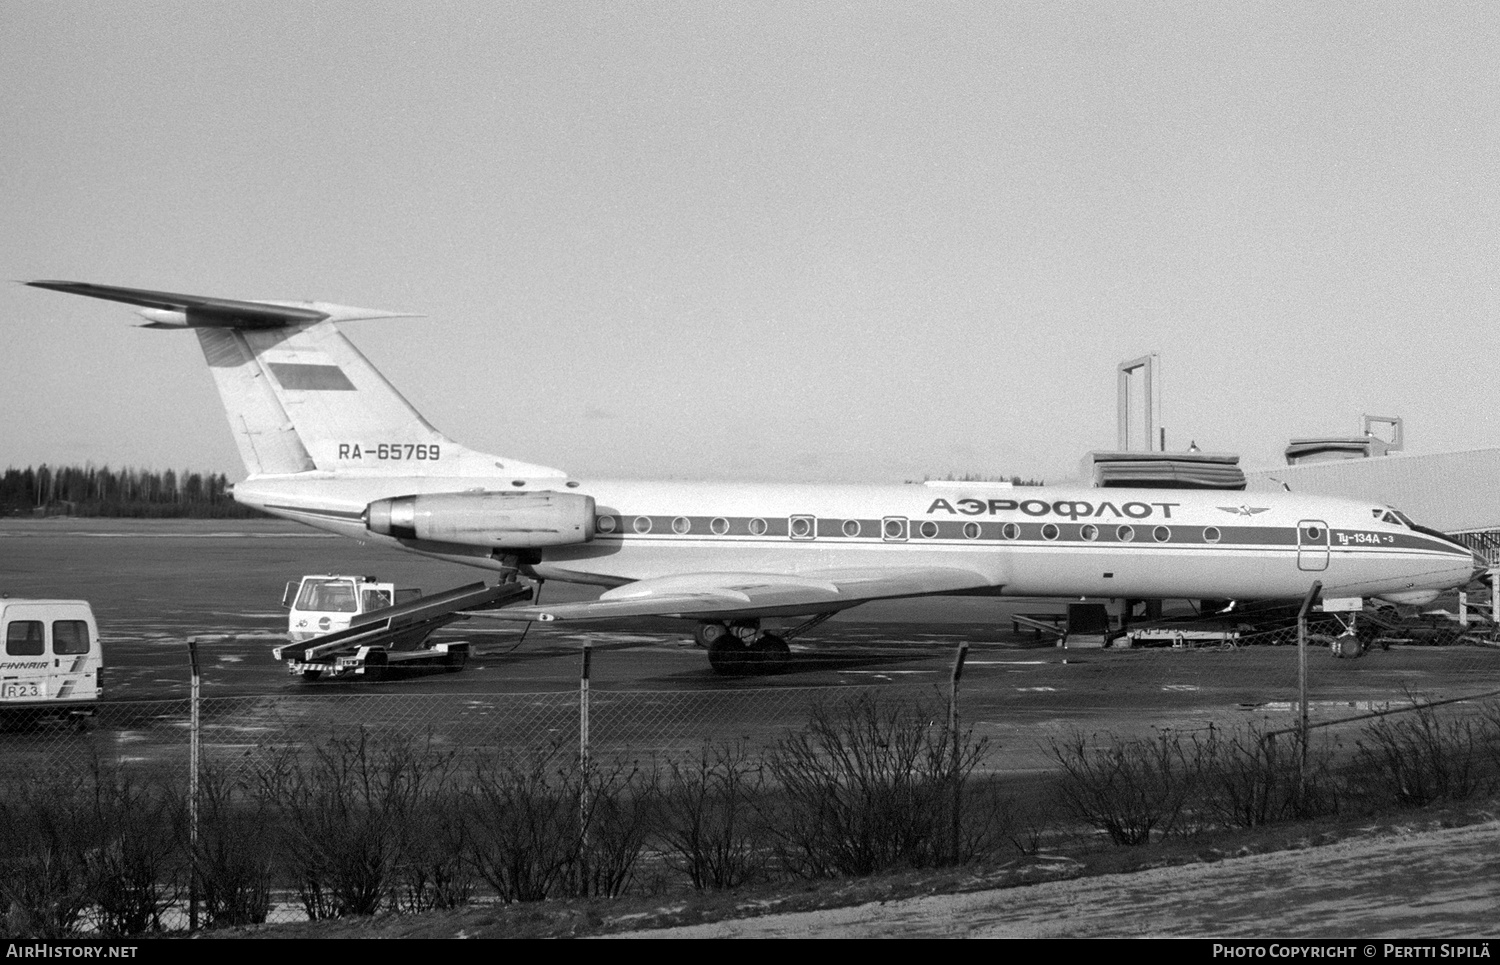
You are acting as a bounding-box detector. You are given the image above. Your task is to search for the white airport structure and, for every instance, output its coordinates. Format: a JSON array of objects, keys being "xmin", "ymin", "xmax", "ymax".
[
  {"xmin": 1107, "ymin": 361, "xmax": 1499, "ymax": 566},
  {"xmin": 1239, "ymin": 416, "xmax": 1500, "ymax": 565},
  {"xmin": 1244, "ymin": 449, "xmax": 1500, "ymax": 564}
]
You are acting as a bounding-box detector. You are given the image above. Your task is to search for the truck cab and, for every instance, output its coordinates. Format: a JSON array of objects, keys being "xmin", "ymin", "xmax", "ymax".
[
  {"xmin": 283, "ymin": 575, "xmax": 421, "ymax": 642},
  {"xmin": 0, "ymin": 598, "xmax": 103, "ymax": 718}
]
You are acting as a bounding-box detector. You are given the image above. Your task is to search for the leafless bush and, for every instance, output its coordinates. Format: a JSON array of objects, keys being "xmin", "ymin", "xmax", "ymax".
[
  {"xmin": 1351, "ymin": 704, "xmax": 1500, "ymax": 807},
  {"xmin": 0, "ymin": 765, "xmax": 180, "ymax": 938},
  {"xmin": 568, "ymin": 760, "xmax": 657, "ymax": 899},
  {"xmin": 179, "ymin": 762, "xmax": 275, "ymax": 928},
  {"xmin": 0, "ymin": 771, "xmax": 96, "ymax": 938},
  {"xmin": 397, "ymin": 791, "xmax": 474, "ymax": 913},
  {"xmin": 464, "ymin": 747, "xmax": 654, "ymax": 903},
  {"xmin": 84, "ymin": 774, "xmax": 180, "ymax": 937},
  {"xmin": 1050, "ymin": 731, "xmax": 1196, "ymax": 846},
  {"xmin": 962, "ymin": 778, "xmax": 1051, "ymax": 857},
  {"xmin": 764, "ymin": 694, "xmax": 989, "ymax": 877},
  {"xmin": 658, "ymin": 743, "xmax": 767, "ymax": 890},
  {"xmin": 464, "ymin": 747, "xmax": 581, "ymax": 903},
  {"xmin": 1192, "ymin": 726, "xmax": 1337, "ymax": 829},
  {"xmin": 269, "ymin": 731, "xmax": 457, "ymax": 919}
]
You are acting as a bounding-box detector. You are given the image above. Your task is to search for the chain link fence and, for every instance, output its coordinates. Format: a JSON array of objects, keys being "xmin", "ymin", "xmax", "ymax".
[{"xmin": 4, "ymin": 604, "xmax": 1500, "ymax": 937}]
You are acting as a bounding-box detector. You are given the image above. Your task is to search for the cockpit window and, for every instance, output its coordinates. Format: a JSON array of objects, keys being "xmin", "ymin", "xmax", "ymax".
[{"xmin": 1375, "ymin": 507, "xmax": 1414, "ymax": 527}]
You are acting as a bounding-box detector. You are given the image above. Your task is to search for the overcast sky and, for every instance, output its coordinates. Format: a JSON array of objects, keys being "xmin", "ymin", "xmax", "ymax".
[{"xmin": 4, "ymin": 2, "xmax": 1498, "ymax": 485}]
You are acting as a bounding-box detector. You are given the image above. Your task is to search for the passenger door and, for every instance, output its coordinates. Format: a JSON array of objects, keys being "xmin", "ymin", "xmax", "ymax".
[
  {"xmin": 1297, "ymin": 519, "xmax": 1330, "ymax": 572},
  {"xmin": 49, "ymin": 615, "xmax": 100, "ymax": 702}
]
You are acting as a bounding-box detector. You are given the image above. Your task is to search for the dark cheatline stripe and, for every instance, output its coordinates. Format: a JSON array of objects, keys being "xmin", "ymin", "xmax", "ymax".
[
  {"xmin": 268, "ymin": 362, "xmax": 356, "ymax": 391},
  {"xmin": 582, "ymin": 515, "xmax": 1463, "ymax": 559}
]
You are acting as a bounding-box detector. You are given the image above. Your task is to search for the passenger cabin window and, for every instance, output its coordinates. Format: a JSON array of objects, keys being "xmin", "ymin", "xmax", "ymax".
[
  {"xmin": 789, "ymin": 515, "xmax": 815, "ymax": 540},
  {"xmin": 842, "ymin": 519, "xmax": 861, "ymax": 537},
  {"xmin": 53, "ymin": 620, "xmax": 90, "ymax": 655},
  {"xmin": 5, "ymin": 621, "xmax": 44, "ymax": 656},
  {"xmin": 710, "ymin": 517, "xmax": 730, "ymax": 536},
  {"xmin": 882, "ymin": 517, "xmax": 908, "ymax": 542}
]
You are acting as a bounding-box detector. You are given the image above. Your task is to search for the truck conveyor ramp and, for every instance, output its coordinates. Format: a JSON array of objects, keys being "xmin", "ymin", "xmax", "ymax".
[{"xmin": 272, "ymin": 582, "xmax": 532, "ymax": 662}]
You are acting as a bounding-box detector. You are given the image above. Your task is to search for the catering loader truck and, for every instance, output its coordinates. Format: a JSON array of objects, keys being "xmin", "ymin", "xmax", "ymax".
[{"xmin": 275, "ymin": 574, "xmax": 529, "ymax": 680}]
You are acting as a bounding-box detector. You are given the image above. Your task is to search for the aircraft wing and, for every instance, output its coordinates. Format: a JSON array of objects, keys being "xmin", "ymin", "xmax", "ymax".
[{"xmin": 467, "ymin": 567, "xmax": 997, "ymax": 622}]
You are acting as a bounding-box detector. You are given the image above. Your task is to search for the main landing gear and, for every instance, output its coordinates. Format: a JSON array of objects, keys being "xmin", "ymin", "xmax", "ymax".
[{"xmin": 693, "ymin": 615, "xmax": 831, "ymax": 676}]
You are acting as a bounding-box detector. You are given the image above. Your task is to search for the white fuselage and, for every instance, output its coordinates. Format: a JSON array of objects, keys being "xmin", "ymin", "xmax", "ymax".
[{"xmin": 234, "ymin": 475, "xmax": 1477, "ymax": 607}]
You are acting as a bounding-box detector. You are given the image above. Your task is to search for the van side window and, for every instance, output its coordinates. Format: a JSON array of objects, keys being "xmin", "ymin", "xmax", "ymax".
[
  {"xmin": 6, "ymin": 621, "xmax": 45, "ymax": 656},
  {"xmin": 53, "ymin": 620, "xmax": 90, "ymax": 655}
]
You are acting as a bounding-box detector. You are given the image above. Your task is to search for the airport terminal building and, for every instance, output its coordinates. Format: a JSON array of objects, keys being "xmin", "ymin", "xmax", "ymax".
[
  {"xmin": 1085, "ymin": 414, "xmax": 1500, "ymax": 565},
  {"xmin": 1242, "ymin": 446, "xmax": 1500, "ymax": 565}
]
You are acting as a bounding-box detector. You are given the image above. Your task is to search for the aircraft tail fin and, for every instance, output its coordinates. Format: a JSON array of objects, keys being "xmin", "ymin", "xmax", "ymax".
[{"xmin": 27, "ymin": 281, "xmax": 566, "ymax": 480}]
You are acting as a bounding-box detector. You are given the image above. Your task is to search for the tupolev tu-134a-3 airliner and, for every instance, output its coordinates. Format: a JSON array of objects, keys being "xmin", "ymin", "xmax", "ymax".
[{"xmin": 28, "ymin": 281, "xmax": 1482, "ymax": 673}]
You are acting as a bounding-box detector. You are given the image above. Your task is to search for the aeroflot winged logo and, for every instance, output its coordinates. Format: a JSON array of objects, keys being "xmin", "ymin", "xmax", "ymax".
[{"xmin": 1217, "ymin": 505, "xmax": 1271, "ymax": 517}]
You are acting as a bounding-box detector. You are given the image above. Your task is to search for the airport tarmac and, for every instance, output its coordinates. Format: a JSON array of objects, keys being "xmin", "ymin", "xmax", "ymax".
[{"xmin": 4, "ymin": 518, "xmax": 1498, "ymax": 769}]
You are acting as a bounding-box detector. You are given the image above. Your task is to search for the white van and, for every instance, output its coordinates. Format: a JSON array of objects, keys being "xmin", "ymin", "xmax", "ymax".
[{"xmin": 0, "ymin": 599, "xmax": 103, "ymax": 718}]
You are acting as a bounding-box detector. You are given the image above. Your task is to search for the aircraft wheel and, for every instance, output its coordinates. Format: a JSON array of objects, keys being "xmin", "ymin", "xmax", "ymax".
[
  {"xmin": 694, "ymin": 622, "xmax": 729, "ymax": 650},
  {"xmin": 728, "ymin": 619, "xmax": 761, "ymax": 641},
  {"xmin": 707, "ymin": 635, "xmax": 754, "ymax": 675},
  {"xmin": 751, "ymin": 633, "xmax": 790, "ymax": 669}
]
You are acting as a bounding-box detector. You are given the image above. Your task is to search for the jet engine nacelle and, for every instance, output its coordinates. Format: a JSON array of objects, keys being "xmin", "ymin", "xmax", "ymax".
[{"xmin": 364, "ymin": 491, "xmax": 596, "ymax": 549}]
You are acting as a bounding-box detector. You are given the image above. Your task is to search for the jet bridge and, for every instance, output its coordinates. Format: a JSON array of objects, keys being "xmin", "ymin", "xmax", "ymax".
[{"xmin": 272, "ymin": 581, "xmax": 532, "ymax": 679}]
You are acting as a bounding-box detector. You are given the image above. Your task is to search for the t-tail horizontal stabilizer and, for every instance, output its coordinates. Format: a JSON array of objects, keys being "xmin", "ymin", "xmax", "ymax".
[{"xmin": 26, "ymin": 280, "xmax": 419, "ymax": 329}]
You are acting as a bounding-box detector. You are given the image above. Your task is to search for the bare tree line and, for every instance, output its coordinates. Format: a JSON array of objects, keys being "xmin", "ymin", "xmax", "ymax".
[{"xmin": 1, "ymin": 464, "xmax": 264, "ymax": 519}]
